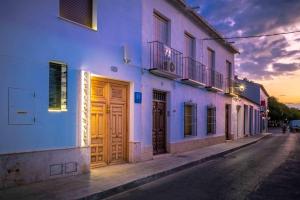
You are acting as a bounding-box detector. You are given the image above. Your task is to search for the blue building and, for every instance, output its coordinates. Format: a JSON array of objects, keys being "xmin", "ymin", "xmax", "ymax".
[{"xmin": 0, "ymin": 0, "xmax": 265, "ymax": 188}]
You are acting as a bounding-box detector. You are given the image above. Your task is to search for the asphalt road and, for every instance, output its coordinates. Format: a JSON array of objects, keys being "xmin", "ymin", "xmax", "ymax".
[{"xmin": 107, "ymin": 133, "xmax": 300, "ymax": 200}]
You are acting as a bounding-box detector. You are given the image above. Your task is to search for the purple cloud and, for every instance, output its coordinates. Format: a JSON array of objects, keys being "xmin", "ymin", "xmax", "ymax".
[
  {"xmin": 273, "ymin": 63, "xmax": 300, "ymax": 72},
  {"xmin": 186, "ymin": 0, "xmax": 300, "ymax": 80}
]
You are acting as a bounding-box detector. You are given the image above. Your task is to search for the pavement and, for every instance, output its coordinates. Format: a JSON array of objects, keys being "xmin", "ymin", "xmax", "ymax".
[
  {"xmin": 107, "ymin": 132, "xmax": 298, "ymax": 200},
  {"xmin": 0, "ymin": 133, "xmax": 271, "ymax": 200}
]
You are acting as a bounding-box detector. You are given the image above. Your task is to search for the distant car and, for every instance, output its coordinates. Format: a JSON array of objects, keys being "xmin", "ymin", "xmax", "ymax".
[{"xmin": 289, "ymin": 120, "xmax": 300, "ymax": 132}]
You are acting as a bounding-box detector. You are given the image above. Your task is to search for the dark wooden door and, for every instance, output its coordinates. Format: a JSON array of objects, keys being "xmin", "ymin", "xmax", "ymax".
[
  {"xmin": 152, "ymin": 92, "xmax": 167, "ymax": 155},
  {"xmin": 225, "ymin": 104, "xmax": 231, "ymax": 140}
]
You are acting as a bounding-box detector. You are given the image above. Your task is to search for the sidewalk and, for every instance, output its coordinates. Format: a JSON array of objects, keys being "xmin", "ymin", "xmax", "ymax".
[{"xmin": 0, "ymin": 133, "xmax": 271, "ymax": 200}]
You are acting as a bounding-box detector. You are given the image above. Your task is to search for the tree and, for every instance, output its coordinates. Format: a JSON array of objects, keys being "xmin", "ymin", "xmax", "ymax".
[{"xmin": 268, "ymin": 96, "xmax": 300, "ymax": 121}]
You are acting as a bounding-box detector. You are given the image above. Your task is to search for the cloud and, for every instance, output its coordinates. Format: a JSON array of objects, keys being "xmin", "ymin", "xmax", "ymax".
[
  {"xmin": 186, "ymin": 0, "xmax": 300, "ymax": 80},
  {"xmin": 223, "ymin": 17, "xmax": 235, "ymax": 27},
  {"xmin": 273, "ymin": 63, "xmax": 300, "ymax": 72}
]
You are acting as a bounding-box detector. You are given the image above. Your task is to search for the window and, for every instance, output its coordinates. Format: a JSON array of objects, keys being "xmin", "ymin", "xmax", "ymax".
[
  {"xmin": 49, "ymin": 62, "xmax": 67, "ymax": 111},
  {"xmin": 184, "ymin": 103, "xmax": 197, "ymax": 137},
  {"xmin": 59, "ymin": 0, "xmax": 93, "ymax": 28},
  {"xmin": 207, "ymin": 106, "xmax": 216, "ymax": 134},
  {"xmin": 207, "ymin": 49, "xmax": 215, "ymax": 70},
  {"xmin": 153, "ymin": 13, "xmax": 169, "ymax": 44}
]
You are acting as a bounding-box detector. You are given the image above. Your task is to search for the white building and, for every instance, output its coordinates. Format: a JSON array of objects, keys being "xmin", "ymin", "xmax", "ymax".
[
  {"xmin": 0, "ymin": 0, "xmax": 249, "ymax": 188},
  {"xmin": 232, "ymin": 78, "xmax": 270, "ymax": 139}
]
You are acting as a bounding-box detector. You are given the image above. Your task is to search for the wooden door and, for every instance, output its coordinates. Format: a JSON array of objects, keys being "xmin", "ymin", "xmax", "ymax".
[
  {"xmin": 108, "ymin": 83, "xmax": 128, "ymax": 164},
  {"xmin": 90, "ymin": 79, "xmax": 108, "ymax": 167},
  {"xmin": 225, "ymin": 104, "xmax": 231, "ymax": 140},
  {"xmin": 244, "ymin": 105, "xmax": 248, "ymax": 135},
  {"xmin": 249, "ymin": 106, "xmax": 253, "ymax": 135},
  {"xmin": 90, "ymin": 77, "xmax": 128, "ymax": 168},
  {"xmin": 152, "ymin": 91, "xmax": 167, "ymax": 155}
]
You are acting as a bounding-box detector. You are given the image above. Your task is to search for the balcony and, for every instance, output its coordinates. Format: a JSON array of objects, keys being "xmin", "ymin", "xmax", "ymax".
[
  {"xmin": 224, "ymin": 78, "xmax": 238, "ymax": 97},
  {"xmin": 206, "ymin": 69, "xmax": 223, "ymax": 92},
  {"xmin": 149, "ymin": 41, "xmax": 183, "ymax": 80},
  {"xmin": 181, "ymin": 57, "xmax": 206, "ymax": 87}
]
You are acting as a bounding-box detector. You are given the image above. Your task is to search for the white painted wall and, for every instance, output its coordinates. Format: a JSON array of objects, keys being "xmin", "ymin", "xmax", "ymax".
[
  {"xmin": 232, "ymin": 98, "xmax": 261, "ymax": 139},
  {"xmin": 140, "ymin": 0, "xmax": 236, "ymax": 149},
  {"xmin": 0, "ymin": 0, "xmax": 238, "ymax": 156}
]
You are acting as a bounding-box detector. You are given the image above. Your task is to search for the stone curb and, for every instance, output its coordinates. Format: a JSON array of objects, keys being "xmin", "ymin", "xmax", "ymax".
[{"xmin": 79, "ymin": 134, "xmax": 271, "ymax": 200}]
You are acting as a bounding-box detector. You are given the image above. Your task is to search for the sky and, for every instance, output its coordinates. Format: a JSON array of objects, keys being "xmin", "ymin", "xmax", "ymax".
[{"xmin": 186, "ymin": 0, "xmax": 300, "ymax": 107}]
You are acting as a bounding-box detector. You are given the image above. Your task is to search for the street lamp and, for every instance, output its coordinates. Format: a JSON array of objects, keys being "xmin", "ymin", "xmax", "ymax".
[{"xmin": 238, "ymin": 84, "xmax": 246, "ymax": 92}]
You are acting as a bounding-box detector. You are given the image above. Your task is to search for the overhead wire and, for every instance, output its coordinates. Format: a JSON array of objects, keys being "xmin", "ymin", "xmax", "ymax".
[{"xmin": 203, "ymin": 30, "xmax": 300, "ymax": 41}]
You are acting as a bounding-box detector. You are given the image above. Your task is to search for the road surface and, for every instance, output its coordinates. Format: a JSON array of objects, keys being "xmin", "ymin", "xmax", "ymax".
[{"xmin": 107, "ymin": 133, "xmax": 300, "ymax": 200}]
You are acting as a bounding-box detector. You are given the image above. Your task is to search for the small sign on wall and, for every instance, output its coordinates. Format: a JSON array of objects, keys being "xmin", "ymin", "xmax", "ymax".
[{"xmin": 134, "ymin": 92, "xmax": 142, "ymax": 104}]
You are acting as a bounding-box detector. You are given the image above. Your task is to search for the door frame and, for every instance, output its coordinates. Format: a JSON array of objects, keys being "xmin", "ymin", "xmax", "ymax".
[{"xmin": 90, "ymin": 76, "xmax": 130, "ymax": 167}]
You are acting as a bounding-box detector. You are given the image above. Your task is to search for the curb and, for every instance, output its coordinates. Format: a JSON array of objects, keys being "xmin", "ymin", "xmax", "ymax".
[{"xmin": 80, "ymin": 134, "xmax": 271, "ymax": 200}]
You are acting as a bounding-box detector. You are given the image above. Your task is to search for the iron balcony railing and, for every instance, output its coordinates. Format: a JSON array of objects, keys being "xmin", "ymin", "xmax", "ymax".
[
  {"xmin": 149, "ymin": 41, "xmax": 183, "ymax": 78},
  {"xmin": 207, "ymin": 69, "xmax": 223, "ymax": 90},
  {"xmin": 224, "ymin": 78, "xmax": 235, "ymax": 94},
  {"xmin": 182, "ymin": 57, "xmax": 206, "ymax": 85}
]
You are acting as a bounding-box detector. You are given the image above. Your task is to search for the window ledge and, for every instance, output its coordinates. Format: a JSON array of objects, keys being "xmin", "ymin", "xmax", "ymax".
[
  {"xmin": 58, "ymin": 16, "xmax": 97, "ymax": 31},
  {"xmin": 48, "ymin": 109, "xmax": 68, "ymax": 112},
  {"xmin": 183, "ymin": 135, "xmax": 199, "ymax": 141}
]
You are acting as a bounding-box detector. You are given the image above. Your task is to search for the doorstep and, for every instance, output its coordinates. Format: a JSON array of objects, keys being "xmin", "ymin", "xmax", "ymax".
[{"xmin": 0, "ymin": 133, "xmax": 272, "ymax": 200}]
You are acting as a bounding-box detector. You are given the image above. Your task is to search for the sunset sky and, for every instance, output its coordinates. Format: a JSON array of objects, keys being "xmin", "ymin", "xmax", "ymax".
[{"xmin": 187, "ymin": 0, "xmax": 300, "ymax": 107}]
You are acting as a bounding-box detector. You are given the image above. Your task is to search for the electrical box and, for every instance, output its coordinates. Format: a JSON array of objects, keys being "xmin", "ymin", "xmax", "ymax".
[{"xmin": 9, "ymin": 88, "xmax": 35, "ymax": 125}]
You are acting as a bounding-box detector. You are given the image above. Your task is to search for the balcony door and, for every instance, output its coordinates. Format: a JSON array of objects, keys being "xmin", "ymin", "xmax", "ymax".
[
  {"xmin": 208, "ymin": 49, "xmax": 215, "ymax": 86},
  {"xmin": 226, "ymin": 61, "xmax": 232, "ymax": 92},
  {"xmin": 207, "ymin": 49, "xmax": 215, "ymax": 70},
  {"xmin": 184, "ymin": 33, "xmax": 195, "ymax": 58},
  {"xmin": 153, "ymin": 13, "xmax": 169, "ymax": 44},
  {"xmin": 184, "ymin": 33, "xmax": 196, "ymax": 80}
]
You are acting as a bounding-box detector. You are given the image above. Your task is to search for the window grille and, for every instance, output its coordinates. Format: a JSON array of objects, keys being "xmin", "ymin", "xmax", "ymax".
[{"xmin": 153, "ymin": 90, "xmax": 166, "ymax": 102}]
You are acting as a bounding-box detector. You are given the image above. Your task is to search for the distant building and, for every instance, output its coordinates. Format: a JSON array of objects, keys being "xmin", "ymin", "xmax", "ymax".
[{"xmin": 233, "ymin": 78, "xmax": 270, "ymax": 137}]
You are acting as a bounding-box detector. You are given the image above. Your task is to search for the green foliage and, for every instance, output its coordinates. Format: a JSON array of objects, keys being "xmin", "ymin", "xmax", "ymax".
[{"xmin": 268, "ymin": 96, "xmax": 300, "ymax": 121}]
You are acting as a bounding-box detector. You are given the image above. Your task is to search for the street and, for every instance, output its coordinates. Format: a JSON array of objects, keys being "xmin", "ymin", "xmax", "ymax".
[{"xmin": 107, "ymin": 132, "xmax": 300, "ymax": 200}]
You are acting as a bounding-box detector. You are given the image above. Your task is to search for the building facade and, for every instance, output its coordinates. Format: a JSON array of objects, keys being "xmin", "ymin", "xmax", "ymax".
[
  {"xmin": 232, "ymin": 78, "xmax": 270, "ymax": 139},
  {"xmin": 1, "ymin": 0, "xmax": 245, "ymax": 188}
]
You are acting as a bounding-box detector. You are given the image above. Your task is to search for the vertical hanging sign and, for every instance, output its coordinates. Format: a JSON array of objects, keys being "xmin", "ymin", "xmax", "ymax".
[{"xmin": 80, "ymin": 71, "xmax": 90, "ymax": 147}]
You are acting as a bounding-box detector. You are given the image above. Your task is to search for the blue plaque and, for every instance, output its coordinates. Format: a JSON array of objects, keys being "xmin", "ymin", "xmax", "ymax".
[{"xmin": 134, "ymin": 92, "xmax": 142, "ymax": 104}]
